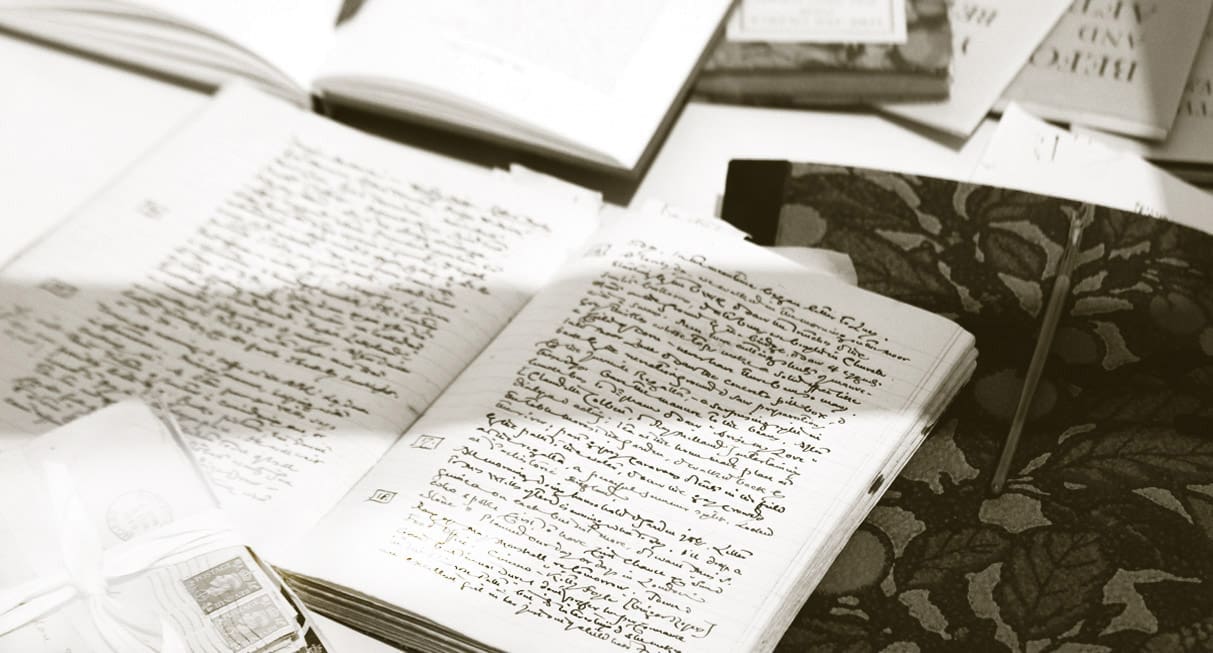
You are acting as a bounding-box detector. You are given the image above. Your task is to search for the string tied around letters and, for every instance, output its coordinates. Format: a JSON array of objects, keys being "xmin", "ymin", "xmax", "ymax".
[{"xmin": 0, "ymin": 462, "xmax": 245, "ymax": 652}]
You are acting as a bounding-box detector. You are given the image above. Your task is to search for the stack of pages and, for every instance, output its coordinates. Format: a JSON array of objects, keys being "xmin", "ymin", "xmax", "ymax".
[
  {"xmin": 0, "ymin": 0, "xmax": 732, "ymax": 173},
  {"xmin": 0, "ymin": 85, "xmax": 976, "ymax": 652}
]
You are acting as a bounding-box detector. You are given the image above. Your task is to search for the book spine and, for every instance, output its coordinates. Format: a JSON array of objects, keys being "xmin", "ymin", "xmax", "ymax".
[{"xmin": 721, "ymin": 159, "xmax": 791, "ymax": 245}]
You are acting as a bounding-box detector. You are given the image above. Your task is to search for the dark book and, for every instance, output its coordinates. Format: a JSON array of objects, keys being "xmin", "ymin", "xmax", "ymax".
[
  {"xmin": 696, "ymin": 0, "xmax": 952, "ymax": 107},
  {"xmin": 723, "ymin": 160, "xmax": 1213, "ymax": 652}
]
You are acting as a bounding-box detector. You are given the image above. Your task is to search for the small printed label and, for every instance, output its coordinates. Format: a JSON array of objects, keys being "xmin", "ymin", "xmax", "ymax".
[{"xmin": 369, "ymin": 489, "xmax": 397, "ymax": 504}]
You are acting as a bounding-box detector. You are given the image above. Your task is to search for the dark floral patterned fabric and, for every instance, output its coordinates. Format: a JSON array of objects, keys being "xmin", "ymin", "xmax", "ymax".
[{"xmin": 725, "ymin": 163, "xmax": 1213, "ymax": 652}]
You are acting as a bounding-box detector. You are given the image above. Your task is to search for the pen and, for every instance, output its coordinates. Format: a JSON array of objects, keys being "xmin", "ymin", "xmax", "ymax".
[{"xmin": 990, "ymin": 205, "xmax": 1091, "ymax": 496}]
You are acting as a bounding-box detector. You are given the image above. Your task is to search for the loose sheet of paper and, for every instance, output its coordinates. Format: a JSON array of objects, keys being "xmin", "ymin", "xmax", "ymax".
[
  {"xmin": 0, "ymin": 84, "xmax": 597, "ymax": 555},
  {"xmin": 973, "ymin": 104, "xmax": 1213, "ymax": 234},
  {"xmin": 997, "ymin": 0, "xmax": 1213, "ymax": 139},
  {"xmin": 727, "ymin": 0, "xmax": 907, "ymax": 43},
  {"xmin": 879, "ymin": 0, "xmax": 1068, "ymax": 136},
  {"xmin": 290, "ymin": 212, "xmax": 972, "ymax": 653}
]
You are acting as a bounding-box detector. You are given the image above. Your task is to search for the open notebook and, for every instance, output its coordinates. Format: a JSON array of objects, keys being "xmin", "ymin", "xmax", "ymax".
[
  {"xmin": 0, "ymin": 0, "xmax": 731, "ymax": 174},
  {"xmin": 0, "ymin": 85, "xmax": 976, "ymax": 652}
]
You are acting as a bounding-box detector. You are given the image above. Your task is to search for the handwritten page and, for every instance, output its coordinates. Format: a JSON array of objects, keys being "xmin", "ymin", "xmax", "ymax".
[
  {"xmin": 879, "ymin": 0, "xmax": 1068, "ymax": 136},
  {"xmin": 997, "ymin": 0, "xmax": 1213, "ymax": 139},
  {"xmin": 973, "ymin": 104, "xmax": 1213, "ymax": 234},
  {"xmin": 727, "ymin": 0, "xmax": 907, "ymax": 43},
  {"xmin": 1072, "ymin": 13, "xmax": 1213, "ymax": 165},
  {"xmin": 0, "ymin": 84, "xmax": 596, "ymax": 555},
  {"xmin": 288, "ymin": 212, "xmax": 974, "ymax": 653}
]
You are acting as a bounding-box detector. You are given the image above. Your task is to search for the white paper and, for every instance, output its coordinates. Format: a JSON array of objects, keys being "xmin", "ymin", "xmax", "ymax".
[
  {"xmin": 996, "ymin": 0, "xmax": 1213, "ymax": 140},
  {"xmin": 726, "ymin": 0, "xmax": 907, "ymax": 43},
  {"xmin": 973, "ymin": 104, "xmax": 1213, "ymax": 234},
  {"xmin": 0, "ymin": 33, "xmax": 204, "ymax": 270},
  {"xmin": 879, "ymin": 0, "xmax": 1069, "ymax": 136},
  {"xmin": 0, "ymin": 85, "xmax": 598, "ymax": 556}
]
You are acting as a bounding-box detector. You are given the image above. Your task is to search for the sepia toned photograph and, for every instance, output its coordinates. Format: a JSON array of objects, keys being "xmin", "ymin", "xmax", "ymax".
[{"xmin": 0, "ymin": 1, "xmax": 1210, "ymax": 651}]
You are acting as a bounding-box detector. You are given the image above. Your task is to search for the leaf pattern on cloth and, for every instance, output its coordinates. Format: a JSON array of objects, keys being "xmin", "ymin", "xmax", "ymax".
[{"xmin": 766, "ymin": 166, "xmax": 1213, "ymax": 652}]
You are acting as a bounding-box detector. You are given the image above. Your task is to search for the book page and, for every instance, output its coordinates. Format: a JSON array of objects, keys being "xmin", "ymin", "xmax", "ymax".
[
  {"xmin": 0, "ymin": 31, "xmax": 203, "ymax": 270},
  {"xmin": 1072, "ymin": 13, "xmax": 1213, "ymax": 164},
  {"xmin": 0, "ymin": 84, "xmax": 597, "ymax": 556},
  {"xmin": 290, "ymin": 213, "xmax": 973, "ymax": 653},
  {"xmin": 879, "ymin": 0, "xmax": 1069, "ymax": 136},
  {"xmin": 726, "ymin": 0, "xmax": 908, "ymax": 44},
  {"xmin": 318, "ymin": 0, "xmax": 732, "ymax": 168},
  {"xmin": 973, "ymin": 104, "xmax": 1213, "ymax": 234},
  {"xmin": 997, "ymin": 0, "xmax": 1213, "ymax": 139}
]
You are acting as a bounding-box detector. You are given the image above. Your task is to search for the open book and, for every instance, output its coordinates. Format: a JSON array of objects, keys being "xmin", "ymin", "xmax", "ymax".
[
  {"xmin": 0, "ymin": 85, "xmax": 975, "ymax": 652},
  {"xmin": 0, "ymin": 0, "xmax": 731, "ymax": 174}
]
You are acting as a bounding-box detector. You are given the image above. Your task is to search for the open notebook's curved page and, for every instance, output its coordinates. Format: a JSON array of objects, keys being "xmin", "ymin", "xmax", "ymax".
[{"xmin": 281, "ymin": 204, "xmax": 975, "ymax": 652}]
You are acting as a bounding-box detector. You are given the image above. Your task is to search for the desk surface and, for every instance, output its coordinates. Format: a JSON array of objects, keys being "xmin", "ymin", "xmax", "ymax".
[{"xmin": 0, "ymin": 29, "xmax": 995, "ymax": 651}]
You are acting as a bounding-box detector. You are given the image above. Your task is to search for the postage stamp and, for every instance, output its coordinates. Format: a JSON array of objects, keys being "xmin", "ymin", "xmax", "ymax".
[
  {"xmin": 183, "ymin": 557, "xmax": 262, "ymax": 614},
  {"xmin": 211, "ymin": 594, "xmax": 290, "ymax": 651}
]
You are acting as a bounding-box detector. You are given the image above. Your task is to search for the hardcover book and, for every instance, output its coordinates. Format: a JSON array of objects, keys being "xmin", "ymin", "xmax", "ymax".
[
  {"xmin": 722, "ymin": 160, "xmax": 1213, "ymax": 652},
  {"xmin": 0, "ymin": 0, "xmax": 732, "ymax": 174},
  {"xmin": 0, "ymin": 86, "xmax": 976, "ymax": 653},
  {"xmin": 695, "ymin": 0, "xmax": 953, "ymax": 106}
]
